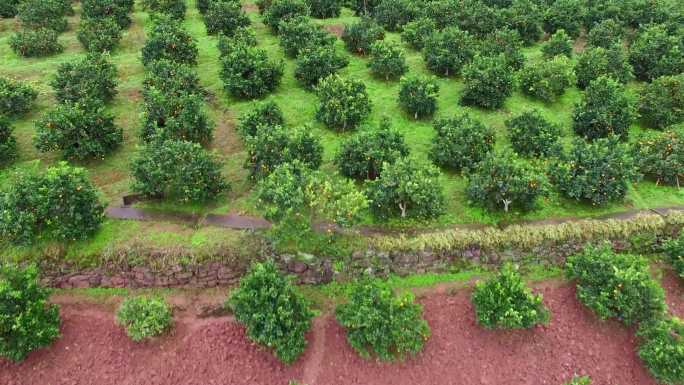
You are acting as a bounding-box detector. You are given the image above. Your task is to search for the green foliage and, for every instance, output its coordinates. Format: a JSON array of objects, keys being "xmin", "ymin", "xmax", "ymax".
[
  {"xmin": 637, "ymin": 317, "xmax": 684, "ymax": 385},
  {"xmin": 479, "ymin": 28, "xmax": 526, "ymax": 70},
  {"xmin": 565, "ymin": 243, "xmax": 667, "ymax": 325},
  {"xmin": 0, "ymin": 0, "xmax": 20, "ymax": 18},
  {"xmin": 423, "ymin": 27, "xmax": 476, "ymax": 77},
  {"xmin": 429, "ymin": 113, "xmax": 494, "ymax": 171},
  {"xmin": 10, "ymin": 28, "xmax": 64, "ymax": 58},
  {"xmin": 367, "ymin": 41, "xmax": 407, "ymax": 81},
  {"xmin": 639, "ymin": 74, "xmax": 684, "ymax": 130},
  {"xmin": 466, "ymin": 151, "xmax": 549, "ymax": 212},
  {"xmin": 0, "ymin": 77, "xmax": 38, "ymax": 117},
  {"xmin": 315, "ymin": 74, "xmax": 372, "ymax": 131},
  {"xmin": 131, "ymin": 137, "xmax": 229, "ymax": 202},
  {"xmin": 229, "ymin": 260, "xmax": 314, "ymax": 364},
  {"xmin": 141, "ymin": 18, "xmax": 199, "ymax": 66},
  {"xmin": 141, "ymin": 89, "xmax": 213, "ymax": 143},
  {"xmin": 335, "ymin": 119, "xmax": 409, "ymax": 180},
  {"xmin": 564, "ymin": 376, "xmax": 592, "ymax": 385},
  {"xmin": 663, "ymin": 232, "xmax": 684, "ymax": 278},
  {"xmin": 398, "ymin": 75, "xmax": 439, "ymax": 120},
  {"xmin": 278, "ymin": 17, "xmax": 335, "ymax": 58},
  {"xmin": 350, "ymin": 0, "xmax": 380, "ymax": 16},
  {"xmin": 335, "ymin": 278, "xmax": 430, "ymax": 361},
  {"xmin": 295, "ymin": 45, "xmax": 349, "ymax": 88},
  {"xmin": 0, "ymin": 264, "xmax": 60, "ymax": 362},
  {"xmin": 81, "ymin": 0, "xmax": 134, "ymax": 28},
  {"xmin": 17, "ymin": 0, "xmax": 68, "ymax": 32},
  {"xmin": 0, "ymin": 116, "xmax": 18, "ymax": 165},
  {"xmin": 141, "ymin": 0, "xmax": 186, "ymax": 19},
  {"xmin": 51, "ymin": 53, "xmax": 118, "ymax": 104},
  {"xmin": 341, "ymin": 17, "xmax": 384, "ymax": 55},
  {"xmin": 505, "ymin": 109, "xmax": 562, "ymax": 158},
  {"xmin": 633, "ymin": 129, "xmax": 684, "ymax": 187},
  {"xmin": 472, "ymin": 263, "xmax": 550, "ymax": 328},
  {"xmin": 575, "ymin": 45, "xmax": 634, "ymax": 89},
  {"xmin": 197, "ymin": 0, "xmax": 213, "ymax": 14},
  {"xmin": 629, "ymin": 24, "xmax": 684, "ymax": 81},
  {"xmin": 143, "ymin": 59, "xmax": 205, "ymax": 99},
  {"xmin": 572, "ymin": 76, "xmax": 636, "ymax": 141},
  {"xmin": 116, "ymin": 296, "xmax": 172, "ymax": 341},
  {"xmin": 0, "ymin": 162, "xmax": 105, "ymax": 244},
  {"xmin": 263, "ymin": 0, "xmax": 310, "ymax": 33},
  {"xmin": 550, "ymin": 136, "xmax": 639, "ymax": 206},
  {"xmin": 77, "ymin": 17, "xmax": 123, "ymax": 53},
  {"xmin": 518, "ymin": 55, "xmax": 575, "ymax": 102},
  {"xmin": 504, "ymin": 0, "xmax": 543, "ymax": 45},
  {"xmin": 366, "ymin": 157, "xmax": 445, "ymax": 219},
  {"xmin": 400, "ymin": 18, "xmax": 436, "ymax": 50},
  {"xmin": 204, "ymin": 0, "xmax": 251, "ymax": 36},
  {"xmin": 543, "ymin": 0, "xmax": 585, "ymax": 38},
  {"xmin": 237, "ymin": 100, "xmax": 285, "ymax": 139},
  {"xmin": 421, "ymin": 0, "xmax": 458, "ymax": 30},
  {"xmin": 372, "ymin": 0, "xmax": 418, "ymax": 32},
  {"xmin": 35, "ymin": 100, "xmax": 123, "ymax": 160},
  {"xmin": 217, "ymin": 27, "xmax": 258, "ymax": 56},
  {"xmin": 220, "ymin": 44, "xmax": 284, "ymax": 99},
  {"xmin": 541, "ymin": 29, "xmax": 572, "ymax": 58},
  {"xmin": 453, "ymin": 0, "xmax": 503, "ymax": 37},
  {"xmin": 307, "ymin": 0, "xmax": 341, "ymax": 18},
  {"xmin": 460, "ymin": 54, "xmax": 514, "ymax": 110},
  {"xmin": 586, "ymin": 18, "xmax": 623, "ymax": 49},
  {"xmin": 245, "ymin": 124, "xmax": 323, "ymax": 179}
]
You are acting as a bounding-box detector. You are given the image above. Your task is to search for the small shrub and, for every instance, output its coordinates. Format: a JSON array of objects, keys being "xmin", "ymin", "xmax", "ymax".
[
  {"xmin": 237, "ymin": 100, "xmax": 285, "ymax": 138},
  {"xmin": 565, "ymin": 243, "xmax": 667, "ymax": 325},
  {"xmin": 17, "ymin": 0, "xmax": 68, "ymax": 32},
  {"xmin": 315, "ymin": 74, "xmax": 372, "ymax": 131},
  {"xmin": 629, "ymin": 24, "xmax": 684, "ymax": 81},
  {"xmin": 639, "ymin": 74, "xmax": 684, "ymax": 130},
  {"xmin": 307, "ymin": 0, "xmax": 341, "ymax": 18},
  {"xmin": 460, "ymin": 54, "xmax": 514, "ymax": 110},
  {"xmin": 116, "ymin": 296, "xmax": 172, "ymax": 342},
  {"xmin": 217, "ymin": 27, "xmax": 258, "ymax": 57},
  {"xmin": 466, "ymin": 151, "xmax": 549, "ymax": 212},
  {"xmin": 504, "ymin": 0, "xmax": 543, "ymax": 45},
  {"xmin": 204, "ymin": 0, "xmax": 251, "ymax": 36},
  {"xmin": 366, "ymin": 157, "xmax": 445, "ymax": 219},
  {"xmin": 141, "ymin": 0, "xmax": 186, "ymax": 19},
  {"xmin": 245, "ymin": 124, "xmax": 323, "ymax": 179},
  {"xmin": 367, "ymin": 41, "xmax": 407, "ymax": 81},
  {"xmin": 372, "ymin": 0, "xmax": 418, "ymax": 32},
  {"xmin": 638, "ymin": 317, "xmax": 684, "ymax": 385},
  {"xmin": 400, "ymin": 18, "xmax": 436, "ymax": 50},
  {"xmin": 0, "ymin": 162, "xmax": 105, "ymax": 244},
  {"xmin": 35, "ymin": 101, "xmax": 123, "ymax": 160},
  {"xmin": 10, "ymin": 28, "xmax": 64, "ymax": 58},
  {"xmin": 51, "ymin": 53, "xmax": 118, "ymax": 104},
  {"xmin": 398, "ymin": 75, "xmax": 439, "ymax": 120},
  {"xmin": 663, "ymin": 233, "xmax": 684, "ymax": 278},
  {"xmin": 564, "ymin": 376, "xmax": 592, "ymax": 385},
  {"xmin": 0, "ymin": 77, "xmax": 38, "ymax": 117},
  {"xmin": 429, "ymin": 113, "xmax": 494, "ymax": 172},
  {"xmin": 549, "ymin": 136, "xmax": 640, "ymax": 206},
  {"xmin": 263, "ymin": 0, "xmax": 310, "ymax": 33},
  {"xmin": 572, "ymin": 76, "xmax": 636, "ymax": 141},
  {"xmin": 294, "ymin": 45, "xmax": 349, "ymax": 88},
  {"xmin": 575, "ymin": 45, "xmax": 634, "ymax": 89},
  {"xmin": 81, "ymin": 0, "xmax": 133, "ymax": 28},
  {"xmin": 586, "ymin": 18, "xmax": 623, "ymax": 49},
  {"xmin": 141, "ymin": 18, "xmax": 199, "ymax": 66},
  {"xmin": 505, "ymin": 110, "xmax": 562, "ymax": 158},
  {"xmin": 278, "ymin": 17, "xmax": 335, "ymax": 58},
  {"xmin": 341, "ymin": 17, "xmax": 384, "ymax": 55},
  {"xmin": 542, "ymin": 0, "xmax": 585, "ymax": 38},
  {"xmin": 335, "ymin": 119, "xmax": 409, "ymax": 180},
  {"xmin": 141, "ymin": 89, "xmax": 213, "ymax": 143},
  {"xmin": 632, "ymin": 129, "xmax": 684, "ymax": 187},
  {"xmin": 478, "ymin": 28, "xmax": 526, "ymax": 71},
  {"xmin": 77, "ymin": 17, "xmax": 123, "ymax": 52},
  {"xmin": 220, "ymin": 45, "xmax": 284, "ymax": 99},
  {"xmin": 0, "ymin": 116, "xmax": 18, "ymax": 165},
  {"xmin": 541, "ymin": 29, "xmax": 572, "ymax": 59},
  {"xmin": 0, "ymin": 264, "xmax": 60, "ymax": 362},
  {"xmin": 229, "ymin": 260, "xmax": 314, "ymax": 364},
  {"xmin": 518, "ymin": 55, "xmax": 575, "ymax": 102},
  {"xmin": 423, "ymin": 27, "xmax": 476, "ymax": 77},
  {"xmin": 335, "ymin": 278, "xmax": 430, "ymax": 360},
  {"xmin": 131, "ymin": 137, "xmax": 229, "ymax": 202},
  {"xmin": 472, "ymin": 263, "xmax": 550, "ymax": 329}
]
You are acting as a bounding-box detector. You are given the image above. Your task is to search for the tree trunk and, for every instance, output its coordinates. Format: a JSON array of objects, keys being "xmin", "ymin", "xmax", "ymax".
[{"xmin": 399, "ymin": 202, "xmax": 407, "ymax": 218}]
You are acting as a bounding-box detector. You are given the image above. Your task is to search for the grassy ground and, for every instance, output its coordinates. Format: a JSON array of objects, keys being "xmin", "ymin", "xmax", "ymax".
[{"xmin": 1, "ymin": 0, "xmax": 683, "ymax": 261}]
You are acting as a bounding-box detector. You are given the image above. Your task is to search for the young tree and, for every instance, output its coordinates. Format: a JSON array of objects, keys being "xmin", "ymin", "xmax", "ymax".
[
  {"xmin": 639, "ymin": 74, "xmax": 684, "ymax": 130},
  {"xmin": 633, "ymin": 129, "xmax": 684, "ymax": 187},
  {"xmin": 204, "ymin": 0, "xmax": 251, "ymax": 36},
  {"xmin": 51, "ymin": 53, "xmax": 118, "ymax": 104},
  {"xmin": 10, "ymin": 28, "xmax": 64, "ymax": 58},
  {"xmin": 519, "ymin": 55, "xmax": 575, "ymax": 102},
  {"xmin": 478, "ymin": 28, "xmax": 526, "ymax": 70},
  {"xmin": 506, "ymin": 110, "xmax": 562, "ymax": 159},
  {"xmin": 367, "ymin": 41, "xmax": 407, "ymax": 81},
  {"xmin": 81, "ymin": 0, "xmax": 134, "ymax": 28},
  {"xmin": 141, "ymin": 89, "xmax": 214, "ymax": 143},
  {"xmin": 398, "ymin": 75, "xmax": 440, "ymax": 120},
  {"xmin": 575, "ymin": 45, "xmax": 634, "ymax": 89},
  {"xmin": 542, "ymin": 0, "xmax": 586, "ymax": 38},
  {"xmin": 453, "ymin": 0, "xmax": 503, "ymax": 37},
  {"xmin": 294, "ymin": 45, "xmax": 349, "ymax": 88},
  {"xmin": 372, "ymin": 0, "xmax": 418, "ymax": 32},
  {"xmin": 429, "ymin": 113, "xmax": 495, "ymax": 171},
  {"xmin": 629, "ymin": 24, "xmax": 683, "ymax": 81},
  {"xmin": 0, "ymin": 116, "xmax": 18, "ymax": 165},
  {"xmin": 460, "ymin": 54, "xmax": 514, "ymax": 110},
  {"xmin": 341, "ymin": 17, "xmax": 385, "ymax": 55},
  {"xmin": 278, "ymin": 16, "xmax": 335, "ymax": 58},
  {"xmin": 400, "ymin": 18, "xmax": 436, "ymax": 50},
  {"xmin": 143, "ymin": 59, "xmax": 206, "ymax": 98},
  {"xmin": 141, "ymin": 18, "xmax": 199, "ymax": 66},
  {"xmin": 17, "ymin": 0, "xmax": 69, "ymax": 32},
  {"xmin": 504, "ymin": 0, "xmax": 543, "ymax": 45},
  {"xmin": 263, "ymin": 0, "xmax": 310, "ymax": 33},
  {"xmin": 0, "ymin": 77, "xmax": 38, "ymax": 117},
  {"xmin": 541, "ymin": 29, "xmax": 572, "ymax": 58},
  {"xmin": 586, "ymin": 18, "xmax": 624, "ymax": 49},
  {"xmin": 366, "ymin": 157, "xmax": 445, "ymax": 219},
  {"xmin": 237, "ymin": 100, "xmax": 285, "ymax": 139},
  {"xmin": 245, "ymin": 124, "xmax": 323, "ymax": 179},
  {"xmin": 0, "ymin": 0, "xmax": 20, "ymax": 18},
  {"xmin": 217, "ymin": 27, "xmax": 258, "ymax": 57},
  {"xmin": 77, "ymin": 17, "xmax": 124, "ymax": 53},
  {"xmin": 572, "ymin": 76, "xmax": 636, "ymax": 141},
  {"xmin": 638, "ymin": 317, "xmax": 684, "ymax": 385},
  {"xmin": 307, "ymin": 0, "xmax": 342, "ymax": 18},
  {"xmin": 423, "ymin": 27, "xmax": 476, "ymax": 77},
  {"xmin": 315, "ymin": 74, "xmax": 372, "ymax": 131},
  {"xmin": 220, "ymin": 44, "xmax": 284, "ymax": 99},
  {"xmin": 141, "ymin": 0, "xmax": 186, "ymax": 19},
  {"xmin": 116, "ymin": 296, "xmax": 172, "ymax": 341},
  {"xmin": 466, "ymin": 150, "xmax": 549, "ymax": 212},
  {"xmin": 335, "ymin": 119, "xmax": 409, "ymax": 180}
]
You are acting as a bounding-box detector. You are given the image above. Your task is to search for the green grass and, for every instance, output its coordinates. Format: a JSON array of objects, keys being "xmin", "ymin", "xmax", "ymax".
[{"xmin": 1, "ymin": 0, "xmax": 683, "ymax": 259}]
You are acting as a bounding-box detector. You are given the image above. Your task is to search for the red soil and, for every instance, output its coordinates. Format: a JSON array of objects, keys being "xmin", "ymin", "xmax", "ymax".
[{"xmin": 2, "ymin": 281, "xmax": 682, "ymax": 385}]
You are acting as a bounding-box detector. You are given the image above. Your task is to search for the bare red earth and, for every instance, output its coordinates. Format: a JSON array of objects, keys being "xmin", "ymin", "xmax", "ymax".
[{"xmin": 2, "ymin": 281, "xmax": 682, "ymax": 385}]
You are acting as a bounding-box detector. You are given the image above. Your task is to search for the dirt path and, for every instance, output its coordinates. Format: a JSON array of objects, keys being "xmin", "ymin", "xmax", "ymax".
[{"xmin": 302, "ymin": 316, "xmax": 329, "ymax": 385}]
